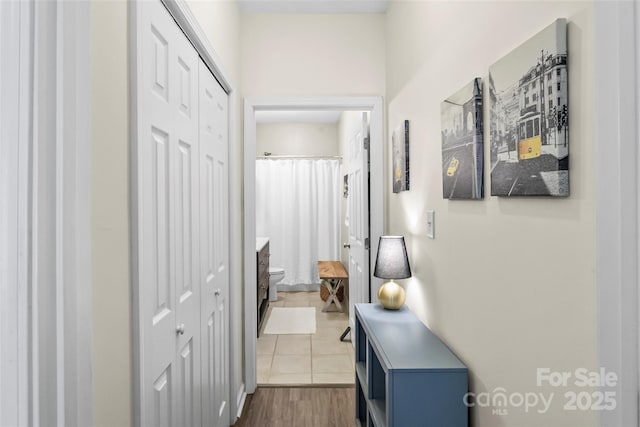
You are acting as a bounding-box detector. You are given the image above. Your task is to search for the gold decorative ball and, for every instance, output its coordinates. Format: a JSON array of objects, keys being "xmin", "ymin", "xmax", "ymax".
[{"xmin": 377, "ymin": 281, "xmax": 405, "ymax": 310}]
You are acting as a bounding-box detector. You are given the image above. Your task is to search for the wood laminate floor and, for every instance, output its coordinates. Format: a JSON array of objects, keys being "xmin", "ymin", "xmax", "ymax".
[{"xmin": 233, "ymin": 387, "xmax": 356, "ymax": 427}]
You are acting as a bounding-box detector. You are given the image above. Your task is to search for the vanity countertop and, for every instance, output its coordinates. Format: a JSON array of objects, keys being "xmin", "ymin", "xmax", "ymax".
[{"xmin": 256, "ymin": 237, "xmax": 269, "ymax": 252}]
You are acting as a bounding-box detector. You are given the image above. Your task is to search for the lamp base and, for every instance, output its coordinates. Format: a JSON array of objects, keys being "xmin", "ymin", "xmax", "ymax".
[{"xmin": 377, "ymin": 280, "xmax": 405, "ymax": 310}]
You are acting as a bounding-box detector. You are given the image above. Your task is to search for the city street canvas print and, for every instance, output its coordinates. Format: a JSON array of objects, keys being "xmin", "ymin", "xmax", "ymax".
[
  {"xmin": 392, "ymin": 120, "xmax": 410, "ymax": 193},
  {"xmin": 489, "ymin": 18, "xmax": 568, "ymax": 197},
  {"xmin": 441, "ymin": 78, "xmax": 484, "ymax": 199}
]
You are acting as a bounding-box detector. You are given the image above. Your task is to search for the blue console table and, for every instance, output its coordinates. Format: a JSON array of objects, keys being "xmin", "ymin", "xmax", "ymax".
[{"xmin": 354, "ymin": 304, "xmax": 468, "ymax": 427}]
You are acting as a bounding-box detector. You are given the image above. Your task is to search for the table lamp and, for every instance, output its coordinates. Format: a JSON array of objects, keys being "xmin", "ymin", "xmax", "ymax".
[{"xmin": 373, "ymin": 236, "xmax": 412, "ymax": 310}]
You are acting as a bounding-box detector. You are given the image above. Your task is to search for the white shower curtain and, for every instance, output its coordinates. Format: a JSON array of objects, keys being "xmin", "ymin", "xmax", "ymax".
[{"xmin": 256, "ymin": 159, "xmax": 341, "ymax": 287}]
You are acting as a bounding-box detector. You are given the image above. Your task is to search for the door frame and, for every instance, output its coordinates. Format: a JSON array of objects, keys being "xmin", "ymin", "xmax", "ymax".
[
  {"xmin": 242, "ymin": 96, "xmax": 384, "ymax": 393},
  {"xmin": 129, "ymin": 0, "xmax": 239, "ymax": 424},
  {"xmin": 0, "ymin": 0, "xmax": 91, "ymax": 424},
  {"xmin": 594, "ymin": 1, "xmax": 639, "ymax": 426}
]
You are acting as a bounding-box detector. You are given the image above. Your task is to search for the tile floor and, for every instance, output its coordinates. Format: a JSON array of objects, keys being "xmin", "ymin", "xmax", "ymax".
[{"xmin": 257, "ymin": 290, "xmax": 355, "ymax": 385}]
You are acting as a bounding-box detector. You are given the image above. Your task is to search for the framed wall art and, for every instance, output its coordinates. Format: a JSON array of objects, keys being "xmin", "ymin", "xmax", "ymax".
[
  {"xmin": 441, "ymin": 77, "xmax": 484, "ymax": 199},
  {"xmin": 392, "ymin": 120, "xmax": 410, "ymax": 193},
  {"xmin": 489, "ymin": 18, "xmax": 568, "ymax": 197}
]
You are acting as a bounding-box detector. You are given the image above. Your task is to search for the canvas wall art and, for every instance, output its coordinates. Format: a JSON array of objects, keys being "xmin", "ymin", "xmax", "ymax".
[
  {"xmin": 392, "ymin": 120, "xmax": 410, "ymax": 193},
  {"xmin": 441, "ymin": 78, "xmax": 484, "ymax": 199},
  {"xmin": 489, "ymin": 18, "xmax": 568, "ymax": 197}
]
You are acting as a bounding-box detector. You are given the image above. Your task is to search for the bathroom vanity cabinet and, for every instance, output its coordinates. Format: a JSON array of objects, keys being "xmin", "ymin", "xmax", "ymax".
[{"xmin": 257, "ymin": 239, "xmax": 270, "ymax": 336}]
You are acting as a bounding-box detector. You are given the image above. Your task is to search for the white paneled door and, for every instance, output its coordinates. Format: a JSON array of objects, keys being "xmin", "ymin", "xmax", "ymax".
[
  {"xmin": 136, "ymin": 1, "xmax": 229, "ymax": 426},
  {"xmin": 199, "ymin": 61, "xmax": 230, "ymax": 427},
  {"xmin": 347, "ymin": 113, "xmax": 370, "ymax": 333}
]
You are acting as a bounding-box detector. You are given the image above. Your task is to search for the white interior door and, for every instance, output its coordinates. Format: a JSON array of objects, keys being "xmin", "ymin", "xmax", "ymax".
[
  {"xmin": 199, "ymin": 60, "xmax": 230, "ymax": 427},
  {"xmin": 347, "ymin": 112, "xmax": 370, "ymax": 332},
  {"xmin": 139, "ymin": 1, "xmax": 200, "ymax": 425}
]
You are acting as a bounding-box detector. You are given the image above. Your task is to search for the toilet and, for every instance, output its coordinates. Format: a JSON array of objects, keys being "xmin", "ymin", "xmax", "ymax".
[{"xmin": 268, "ymin": 267, "xmax": 285, "ymax": 301}]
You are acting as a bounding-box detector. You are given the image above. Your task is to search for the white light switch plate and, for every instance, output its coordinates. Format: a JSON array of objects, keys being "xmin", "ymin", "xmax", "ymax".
[{"xmin": 427, "ymin": 210, "xmax": 435, "ymax": 239}]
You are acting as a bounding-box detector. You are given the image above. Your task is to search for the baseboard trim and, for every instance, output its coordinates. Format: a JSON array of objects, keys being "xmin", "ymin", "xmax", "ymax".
[
  {"xmin": 236, "ymin": 383, "xmax": 247, "ymax": 419},
  {"xmin": 258, "ymin": 383, "xmax": 355, "ymax": 389}
]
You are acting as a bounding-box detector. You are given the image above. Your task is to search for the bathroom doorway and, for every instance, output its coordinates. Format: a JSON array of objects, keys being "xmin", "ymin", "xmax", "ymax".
[
  {"xmin": 254, "ymin": 111, "xmax": 354, "ymax": 385},
  {"xmin": 243, "ymin": 97, "xmax": 384, "ymax": 393}
]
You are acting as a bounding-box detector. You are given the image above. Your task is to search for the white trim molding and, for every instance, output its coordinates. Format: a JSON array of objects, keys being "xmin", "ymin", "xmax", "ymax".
[
  {"xmin": 1, "ymin": 1, "xmax": 33, "ymax": 425},
  {"xmin": 595, "ymin": 2, "xmax": 639, "ymax": 427},
  {"xmin": 160, "ymin": 0, "xmax": 233, "ymax": 93},
  {"xmin": 1, "ymin": 0, "xmax": 92, "ymax": 425},
  {"xmin": 235, "ymin": 383, "xmax": 247, "ymax": 419},
  {"xmin": 242, "ymin": 96, "xmax": 384, "ymax": 393}
]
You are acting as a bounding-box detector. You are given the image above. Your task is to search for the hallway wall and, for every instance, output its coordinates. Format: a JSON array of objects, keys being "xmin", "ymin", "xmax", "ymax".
[
  {"xmin": 256, "ymin": 123, "xmax": 339, "ymax": 157},
  {"xmin": 385, "ymin": 2, "xmax": 597, "ymax": 426},
  {"xmin": 91, "ymin": 2, "xmax": 131, "ymax": 426},
  {"xmin": 240, "ymin": 13, "xmax": 386, "ymax": 96}
]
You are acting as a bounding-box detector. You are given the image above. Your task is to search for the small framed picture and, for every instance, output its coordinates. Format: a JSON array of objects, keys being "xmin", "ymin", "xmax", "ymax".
[
  {"xmin": 392, "ymin": 120, "xmax": 410, "ymax": 193},
  {"xmin": 441, "ymin": 78, "xmax": 484, "ymax": 199}
]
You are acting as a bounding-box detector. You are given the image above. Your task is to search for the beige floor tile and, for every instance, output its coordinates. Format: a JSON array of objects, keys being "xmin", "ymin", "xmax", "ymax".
[
  {"xmin": 312, "ymin": 354, "xmax": 354, "ymax": 374},
  {"xmin": 311, "ymin": 337, "xmax": 351, "ymax": 356},
  {"xmin": 312, "ymin": 372, "xmax": 354, "ymax": 385},
  {"xmin": 316, "ymin": 311, "xmax": 348, "ymax": 322},
  {"xmin": 281, "ymin": 291, "xmax": 309, "ymax": 301},
  {"xmin": 256, "ymin": 335, "xmax": 277, "ymax": 355},
  {"xmin": 347, "ymin": 343, "xmax": 355, "ymax": 362},
  {"xmin": 318, "ymin": 302, "xmax": 346, "ymax": 313},
  {"xmin": 314, "ymin": 324, "xmax": 349, "ymax": 339},
  {"xmin": 316, "ymin": 320, "xmax": 349, "ymax": 332},
  {"xmin": 267, "ymin": 373, "xmax": 312, "ymax": 385},
  {"xmin": 269, "ymin": 300, "xmax": 285, "ymax": 307},
  {"xmin": 275, "ymin": 335, "xmax": 311, "ymax": 355},
  {"xmin": 284, "ymin": 300, "xmax": 309, "ymax": 307},
  {"xmin": 257, "ymin": 354, "xmax": 273, "ymax": 384},
  {"xmin": 271, "ymin": 354, "xmax": 311, "ymax": 375},
  {"xmin": 309, "ymin": 304, "xmax": 327, "ymax": 313}
]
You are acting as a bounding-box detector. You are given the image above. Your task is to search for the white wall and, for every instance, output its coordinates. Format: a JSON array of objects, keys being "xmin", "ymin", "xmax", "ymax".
[
  {"xmin": 386, "ymin": 2, "xmax": 596, "ymax": 426},
  {"xmin": 256, "ymin": 122, "xmax": 339, "ymax": 156},
  {"xmin": 91, "ymin": 2, "xmax": 131, "ymax": 426},
  {"xmin": 240, "ymin": 13, "xmax": 386, "ymax": 96}
]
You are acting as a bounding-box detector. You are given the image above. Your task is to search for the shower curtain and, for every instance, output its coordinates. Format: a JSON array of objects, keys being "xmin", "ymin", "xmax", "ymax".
[{"xmin": 256, "ymin": 158, "xmax": 341, "ymax": 287}]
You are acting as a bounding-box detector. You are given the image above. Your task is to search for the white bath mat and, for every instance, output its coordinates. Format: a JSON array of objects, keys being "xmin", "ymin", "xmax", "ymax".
[{"xmin": 263, "ymin": 307, "xmax": 316, "ymax": 335}]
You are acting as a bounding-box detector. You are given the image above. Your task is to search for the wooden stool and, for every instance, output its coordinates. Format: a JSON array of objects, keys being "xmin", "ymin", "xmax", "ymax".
[{"xmin": 317, "ymin": 261, "xmax": 348, "ymax": 313}]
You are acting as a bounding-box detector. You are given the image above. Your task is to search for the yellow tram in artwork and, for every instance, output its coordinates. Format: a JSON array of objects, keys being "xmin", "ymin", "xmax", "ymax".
[{"xmin": 517, "ymin": 112, "xmax": 542, "ymax": 160}]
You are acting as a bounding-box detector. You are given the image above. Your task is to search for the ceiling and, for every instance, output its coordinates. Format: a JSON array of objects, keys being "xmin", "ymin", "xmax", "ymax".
[
  {"xmin": 255, "ymin": 110, "xmax": 343, "ymax": 123},
  {"xmin": 237, "ymin": 0, "xmax": 390, "ymax": 14}
]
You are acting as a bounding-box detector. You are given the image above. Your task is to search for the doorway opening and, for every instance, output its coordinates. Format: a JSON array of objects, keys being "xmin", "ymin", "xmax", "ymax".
[
  {"xmin": 254, "ymin": 110, "xmax": 363, "ymax": 386},
  {"xmin": 243, "ymin": 97, "xmax": 384, "ymax": 393}
]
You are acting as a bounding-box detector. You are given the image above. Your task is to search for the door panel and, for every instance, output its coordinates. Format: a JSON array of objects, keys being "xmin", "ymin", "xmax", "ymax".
[
  {"xmin": 199, "ymin": 60, "xmax": 230, "ymax": 427},
  {"xmin": 150, "ymin": 126, "xmax": 171, "ymax": 327},
  {"xmin": 153, "ymin": 368, "xmax": 172, "ymax": 427},
  {"xmin": 143, "ymin": 1, "xmax": 177, "ymax": 387},
  {"xmin": 177, "ymin": 341, "xmax": 195, "ymax": 427},
  {"xmin": 347, "ymin": 113, "xmax": 370, "ymax": 333},
  {"xmin": 140, "ymin": 1, "xmax": 200, "ymax": 425}
]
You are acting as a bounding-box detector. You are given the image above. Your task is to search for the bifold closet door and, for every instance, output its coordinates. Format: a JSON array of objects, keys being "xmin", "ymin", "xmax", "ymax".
[
  {"xmin": 199, "ymin": 61, "xmax": 230, "ymax": 427},
  {"xmin": 138, "ymin": 0, "xmax": 201, "ymax": 425}
]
